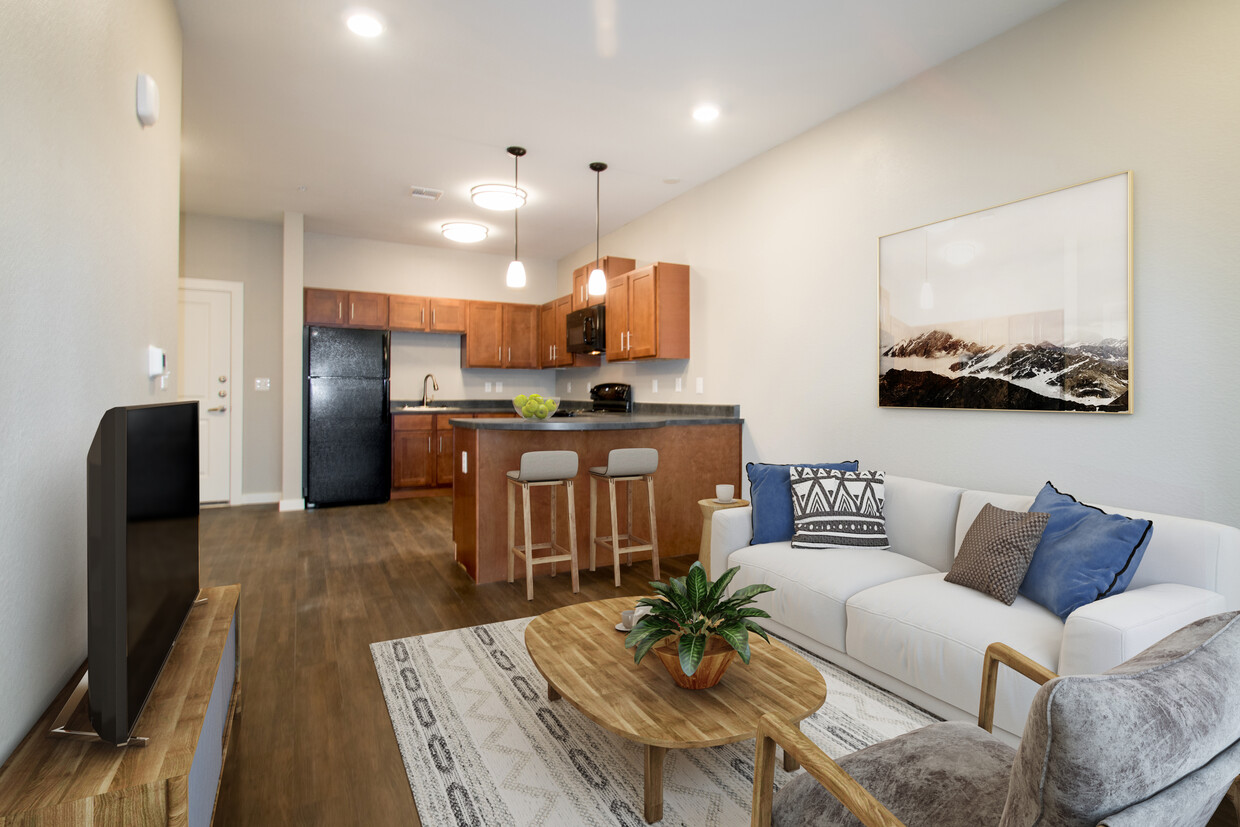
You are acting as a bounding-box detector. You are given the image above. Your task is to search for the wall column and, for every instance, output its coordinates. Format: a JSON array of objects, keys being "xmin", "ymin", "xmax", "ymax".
[{"xmin": 279, "ymin": 212, "xmax": 305, "ymax": 510}]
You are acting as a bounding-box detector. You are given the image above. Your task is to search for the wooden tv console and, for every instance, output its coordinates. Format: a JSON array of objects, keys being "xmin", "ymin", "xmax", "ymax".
[{"xmin": 0, "ymin": 585, "xmax": 241, "ymax": 826}]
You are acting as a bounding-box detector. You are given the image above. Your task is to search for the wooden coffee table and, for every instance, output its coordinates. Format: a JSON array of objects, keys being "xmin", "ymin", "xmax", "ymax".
[{"xmin": 524, "ymin": 596, "xmax": 827, "ymax": 823}]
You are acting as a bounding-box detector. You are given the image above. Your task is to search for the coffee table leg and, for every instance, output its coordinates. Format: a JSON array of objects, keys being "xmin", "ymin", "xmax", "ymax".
[
  {"xmin": 644, "ymin": 744, "xmax": 665, "ymax": 823},
  {"xmin": 547, "ymin": 683, "xmax": 560, "ymax": 702}
]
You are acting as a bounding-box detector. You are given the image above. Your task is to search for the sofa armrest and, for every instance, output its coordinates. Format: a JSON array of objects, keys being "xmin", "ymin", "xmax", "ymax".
[
  {"xmin": 709, "ymin": 506, "xmax": 753, "ymax": 579},
  {"xmin": 1059, "ymin": 583, "xmax": 1227, "ymax": 675}
]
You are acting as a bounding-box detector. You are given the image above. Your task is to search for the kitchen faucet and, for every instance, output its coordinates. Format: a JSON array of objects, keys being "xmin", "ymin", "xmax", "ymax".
[{"xmin": 422, "ymin": 373, "xmax": 439, "ymax": 407}]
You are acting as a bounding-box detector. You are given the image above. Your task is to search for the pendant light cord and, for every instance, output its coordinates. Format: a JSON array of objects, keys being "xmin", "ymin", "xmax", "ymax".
[
  {"xmin": 513, "ymin": 150, "xmax": 520, "ymax": 260},
  {"xmin": 595, "ymin": 168, "xmax": 601, "ymax": 269}
]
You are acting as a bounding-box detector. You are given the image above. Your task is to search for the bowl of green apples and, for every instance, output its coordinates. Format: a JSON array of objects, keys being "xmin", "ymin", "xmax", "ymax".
[{"xmin": 511, "ymin": 393, "xmax": 560, "ymax": 420}]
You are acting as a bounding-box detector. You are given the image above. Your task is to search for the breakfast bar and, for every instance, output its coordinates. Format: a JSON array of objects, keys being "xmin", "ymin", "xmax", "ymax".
[{"xmin": 451, "ymin": 408, "xmax": 743, "ymax": 584}]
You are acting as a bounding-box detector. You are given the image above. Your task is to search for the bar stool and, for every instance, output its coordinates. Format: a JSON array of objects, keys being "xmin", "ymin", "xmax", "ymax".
[
  {"xmin": 589, "ymin": 448, "xmax": 660, "ymax": 586},
  {"xmin": 507, "ymin": 451, "xmax": 580, "ymax": 601}
]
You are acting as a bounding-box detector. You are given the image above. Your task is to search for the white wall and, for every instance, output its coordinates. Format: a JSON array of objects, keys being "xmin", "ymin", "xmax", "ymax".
[
  {"xmin": 557, "ymin": 0, "xmax": 1240, "ymax": 528},
  {"xmin": 180, "ymin": 215, "xmax": 284, "ymax": 497},
  {"xmin": 0, "ymin": 0, "xmax": 182, "ymax": 760}
]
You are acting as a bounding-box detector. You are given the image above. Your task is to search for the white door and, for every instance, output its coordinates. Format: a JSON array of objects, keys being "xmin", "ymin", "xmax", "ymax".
[{"xmin": 179, "ymin": 288, "xmax": 232, "ymax": 503}]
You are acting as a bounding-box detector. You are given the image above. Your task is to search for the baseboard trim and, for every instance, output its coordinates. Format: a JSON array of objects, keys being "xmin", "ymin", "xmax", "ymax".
[
  {"xmin": 278, "ymin": 498, "xmax": 306, "ymax": 512},
  {"xmin": 235, "ymin": 492, "xmax": 281, "ymax": 506}
]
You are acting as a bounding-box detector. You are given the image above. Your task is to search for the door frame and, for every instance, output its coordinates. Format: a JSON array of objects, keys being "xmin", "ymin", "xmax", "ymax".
[{"xmin": 179, "ymin": 278, "xmax": 245, "ymax": 506}]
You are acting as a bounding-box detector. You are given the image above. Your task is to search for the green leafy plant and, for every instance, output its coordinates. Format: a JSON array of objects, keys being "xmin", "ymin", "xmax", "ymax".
[{"xmin": 624, "ymin": 561, "xmax": 775, "ymax": 676}]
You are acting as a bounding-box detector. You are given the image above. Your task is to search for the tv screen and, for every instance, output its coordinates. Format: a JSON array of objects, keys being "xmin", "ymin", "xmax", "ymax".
[{"xmin": 87, "ymin": 401, "xmax": 200, "ymax": 745}]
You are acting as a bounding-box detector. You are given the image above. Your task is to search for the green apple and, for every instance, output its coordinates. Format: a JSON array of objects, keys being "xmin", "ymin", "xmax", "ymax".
[{"xmin": 513, "ymin": 394, "xmax": 528, "ymax": 407}]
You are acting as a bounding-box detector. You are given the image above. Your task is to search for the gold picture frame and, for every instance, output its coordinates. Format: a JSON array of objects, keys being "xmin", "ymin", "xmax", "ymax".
[{"xmin": 878, "ymin": 172, "xmax": 1133, "ymax": 413}]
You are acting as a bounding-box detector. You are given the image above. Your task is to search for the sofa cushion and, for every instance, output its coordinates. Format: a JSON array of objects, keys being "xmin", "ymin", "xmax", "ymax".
[
  {"xmin": 945, "ymin": 504, "xmax": 1048, "ymax": 605},
  {"xmin": 1019, "ymin": 482, "xmax": 1154, "ymax": 620},
  {"xmin": 790, "ymin": 469, "xmax": 889, "ymax": 550},
  {"xmin": 885, "ymin": 476, "xmax": 966, "ymax": 573},
  {"xmin": 773, "ymin": 721, "xmax": 1015, "ymax": 827},
  {"xmin": 747, "ymin": 461, "xmax": 859, "ymax": 545},
  {"xmin": 727, "ymin": 544, "xmax": 936, "ymax": 652},
  {"xmin": 846, "ymin": 573, "xmax": 1063, "ymax": 737}
]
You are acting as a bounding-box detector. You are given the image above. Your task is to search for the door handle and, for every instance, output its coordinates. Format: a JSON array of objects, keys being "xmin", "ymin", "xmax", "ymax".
[
  {"xmin": 207, "ymin": 406, "xmax": 227, "ymax": 413},
  {"xmin": 218, "ymin": 390, "xmax": 227, "ymax": 398}
]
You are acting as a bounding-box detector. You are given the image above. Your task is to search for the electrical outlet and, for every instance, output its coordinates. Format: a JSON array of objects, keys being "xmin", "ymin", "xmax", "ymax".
[
  {"xmin": 652, "ymin": 379, "xmax": 658, "ymax": 393},
  {"xmin": 485, "ymin": 381, "xmax": 492, "ymax": 393},
  {"xmin": 495, "ymin": 381, "xmax": 503, "ymax": 393},
  {"xmin": 254, "ymin": 377, "xmax": 271, "ymax": 391},
  {"xmin": 696, "ymin": 377, "xmax": 704, "ymax": 394},
  {"xmin": 567, "ymin": 381, "xmax": 572, "ymax": 393},
  {"xmin": 675, "ymin": 377, "xmax": 683, "ymax": 393}
]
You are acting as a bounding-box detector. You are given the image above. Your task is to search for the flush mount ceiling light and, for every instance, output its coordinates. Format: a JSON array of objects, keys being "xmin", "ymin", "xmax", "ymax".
[
  {"xmin": 505, "ymin": 147, "xmax": 527, "ymax": 288},
  {"xmin": 346, "ymin": 13, "xmax": 384, "ymax": 37},
  {"xmin": 692, "ymin": 103, "xmax": 720, "ymax": 123},
  {"xmin": 441, "ymin": 222, "xmax": 488, "ymax": 243},
  {"xmin": 587, "ymin": 162, "xmax": 608, "ymax": 297},
  {"xmin": 470, "ymin": 183, "xmax": 527, "ymax": 211}
]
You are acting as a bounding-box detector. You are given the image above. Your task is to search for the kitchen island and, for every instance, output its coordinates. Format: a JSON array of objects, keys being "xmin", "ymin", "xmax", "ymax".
[{"xmin": 451, "ymin": 407, "xmax": 742, "ymax": 584}]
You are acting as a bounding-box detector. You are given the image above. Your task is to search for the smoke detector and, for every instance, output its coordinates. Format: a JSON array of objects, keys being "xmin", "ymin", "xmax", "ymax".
[{"xmin": 410, "ymin": 186, "xmax": 444, "ymax": 201}]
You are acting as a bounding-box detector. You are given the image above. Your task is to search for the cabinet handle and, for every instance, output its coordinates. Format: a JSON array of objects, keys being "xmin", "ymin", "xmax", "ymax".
[
  {"xmin": 439, "ymin": 435, "xmax": 443, "ymax": 452},
  {"xmin": 432, "ymin": 309, "xmax": 437, "ymax": 325},
  {"xmin": 351, "ymin": 302, "xmax": 355, "ymax": 320},
  {"xmin": 421, "ymin": 308, "xmax": 425, "ymax": 325},
  {"xmin": 498, "ymin": 346, "xmax": 502, "ymax": 362},
  {"xmin": 508, "ymin": 347, "xmax": 511, "ymax": 363},
  {"xmin": 338, "ymin": 301, "xmax": 342, "ymax": 320},
  {"xmin": 428, "ymin": 436, "xmax": 432, "ymax": 453}
]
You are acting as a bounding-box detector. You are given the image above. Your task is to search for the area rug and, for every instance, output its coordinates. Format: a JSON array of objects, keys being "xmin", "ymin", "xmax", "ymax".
[{"xmin": 371, "ymin": 617, "xmax": 938, "ymax": 826}]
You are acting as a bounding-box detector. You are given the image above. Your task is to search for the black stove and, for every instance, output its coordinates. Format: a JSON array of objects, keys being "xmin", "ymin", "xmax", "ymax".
[{"xmin": 550, "ymin": 382, "xmax": 633, "ymax": 417}]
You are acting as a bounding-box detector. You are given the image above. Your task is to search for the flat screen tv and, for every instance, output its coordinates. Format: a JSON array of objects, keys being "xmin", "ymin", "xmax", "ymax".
[{"xmin": 87, "ymin": 400, "xmax": 200, "ymax": 745}]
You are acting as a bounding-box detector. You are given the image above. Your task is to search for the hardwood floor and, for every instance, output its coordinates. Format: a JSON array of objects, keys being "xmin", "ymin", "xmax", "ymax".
[{"xmin": 200, "ymin": 496, "xmax": 692, "ymax": 826}]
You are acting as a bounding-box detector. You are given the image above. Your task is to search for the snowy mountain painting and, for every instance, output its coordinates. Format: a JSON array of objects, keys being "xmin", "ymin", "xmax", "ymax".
[{"xmin": 878, "ymin": 173, "xmax": 1131, "ymax": 413}]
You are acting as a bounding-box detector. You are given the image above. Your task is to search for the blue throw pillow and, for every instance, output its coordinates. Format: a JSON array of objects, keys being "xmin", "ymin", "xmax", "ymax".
[
  {"xmin": 747, "ymin": 461, "xmax": 859, "ymax": 545},
  {"xmin": 1019, "ymin": 482, "xmax": 1154, "ymax": 620}
]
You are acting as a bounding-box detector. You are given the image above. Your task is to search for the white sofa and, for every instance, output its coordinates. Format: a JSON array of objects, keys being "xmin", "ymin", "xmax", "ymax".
[{"xmin": 709, "ymin": 475, "xmax": 1240, "ymax": 742}]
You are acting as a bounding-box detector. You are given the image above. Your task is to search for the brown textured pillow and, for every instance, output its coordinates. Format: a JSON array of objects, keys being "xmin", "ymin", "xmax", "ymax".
[{"xmin": 946, "ymin": 503, "xmax": 1049, "ymax": 605}]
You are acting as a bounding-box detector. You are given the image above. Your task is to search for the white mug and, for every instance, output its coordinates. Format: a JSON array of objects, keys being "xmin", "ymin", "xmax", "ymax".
[
  {"xmin": 716, "ymin": 484, "xmax": 735, "ymax": 503},
  {"xmin": 621, "ymin": 605, "xmax": 651, "ymax": 629}
]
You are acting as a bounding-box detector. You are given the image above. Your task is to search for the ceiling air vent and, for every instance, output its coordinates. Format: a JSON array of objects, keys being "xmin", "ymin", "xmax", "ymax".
[{"xmin": 410, "ymin": 186, "xmax": 444, "ymax": 201}]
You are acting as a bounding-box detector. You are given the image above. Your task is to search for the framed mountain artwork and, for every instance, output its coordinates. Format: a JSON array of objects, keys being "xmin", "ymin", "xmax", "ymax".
[{"xmin": 878, "ymin": 172, "xmax": 1132, "ymax": 413}]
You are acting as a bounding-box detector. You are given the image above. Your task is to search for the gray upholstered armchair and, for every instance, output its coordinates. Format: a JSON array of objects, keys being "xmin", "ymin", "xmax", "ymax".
[{"xmin": 752, "ymin": 612, "xmax": 1240, "ymax": 827}]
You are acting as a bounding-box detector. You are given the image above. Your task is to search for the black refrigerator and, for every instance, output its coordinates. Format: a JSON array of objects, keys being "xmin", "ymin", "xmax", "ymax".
[{"xmin": 304, "ymin": 326, "xmax": 391, "ymax": 507}]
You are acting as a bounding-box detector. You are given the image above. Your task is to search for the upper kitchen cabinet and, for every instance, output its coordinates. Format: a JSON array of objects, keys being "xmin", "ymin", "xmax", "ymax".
[
  {"xmin": 605, "ymin": 262, "xmax": 690, "ymax": 362},
  {"xmin": 304, "ymin": 288, "xmax": 388, "ymax": 328},
  {"xmin": 390, "ymin": 296, "xmax": 467, "ymax": 333},
  {"xmin": 541, "ymin": 296, "xmax": 601, "ymax": 368},
  {"xmin": 462, "ymin": 302, "xmax": 539, "ymax": 368},
  {"xmin": 305, "ymin": 288, "xmax": 348, "ymax": 326},
  {"xmin": 571, "ymin": 256, "xmax": 636, "ymax": 311}
]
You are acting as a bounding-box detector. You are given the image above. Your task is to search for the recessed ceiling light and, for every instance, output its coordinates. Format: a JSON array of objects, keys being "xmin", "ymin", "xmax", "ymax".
[
  {"xmin": 347, "ymin": 13, "xmax": 384, "ymax": 38},
  {"xmin": 470, "ymin": 184, "xmax": 527, "ymax": 211},
  {"xmin": 441, "ymin": 222, "xmax": 488, "ymax": 243},
  {"xmin": 693, "ymin": 104, "xmax": 720, "ymax": 123}
]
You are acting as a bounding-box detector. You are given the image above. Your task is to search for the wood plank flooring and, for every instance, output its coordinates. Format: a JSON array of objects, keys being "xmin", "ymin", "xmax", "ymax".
[{"xmin": 200, "ymin": 496, "xmax": 692, "ymax": 826}]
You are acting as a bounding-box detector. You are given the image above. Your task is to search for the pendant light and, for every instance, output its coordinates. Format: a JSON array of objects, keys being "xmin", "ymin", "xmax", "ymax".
[
  {"xmin": 505, "ymin": 146, "xmax": 527, "ymax": 288},
  {"xmin": 587, "ymin": 162, "xmax": 608, "ymax": 296}
]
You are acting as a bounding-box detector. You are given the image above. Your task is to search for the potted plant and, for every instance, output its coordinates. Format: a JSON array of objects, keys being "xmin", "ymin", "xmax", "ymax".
[{"xmin": 624, "ymin": 561, "xmax": 775, "ymax": 689}]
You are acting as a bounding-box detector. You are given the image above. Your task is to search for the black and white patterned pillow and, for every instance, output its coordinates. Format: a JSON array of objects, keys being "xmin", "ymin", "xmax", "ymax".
[{"xmin": 790, "ymin": 468, "xmax": 889, "ymax": 549}]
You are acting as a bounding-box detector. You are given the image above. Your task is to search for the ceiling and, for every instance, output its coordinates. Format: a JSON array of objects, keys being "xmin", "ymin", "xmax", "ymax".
[{"xmin": 177, "ymin": 0, "xmax": 1066, "ymax": 262}]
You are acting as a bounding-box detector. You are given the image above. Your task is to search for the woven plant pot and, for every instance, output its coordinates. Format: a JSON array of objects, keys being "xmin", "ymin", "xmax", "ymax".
[{"xmin": 653, "ymin": 637, "xmax": 737, "ymax": 690}]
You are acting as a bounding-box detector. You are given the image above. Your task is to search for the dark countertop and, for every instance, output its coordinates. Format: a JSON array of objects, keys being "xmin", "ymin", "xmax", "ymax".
[{"xmin": 391, "ymin": 399, "xmax": 742, "ymax": 430}]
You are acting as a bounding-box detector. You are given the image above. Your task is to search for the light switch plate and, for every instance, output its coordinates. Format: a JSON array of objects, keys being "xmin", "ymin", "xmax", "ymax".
[
  {"xmin": 696, "ymin": 377, "xmax": 704, "ymax": 394},
  {"xmin": 675, "ymin": 377, "xmax": 683, "ymax": 392},
  {"xmin": 652, "ymin": 379, "xmax": 658, "ymax": 393},
  {"xmin": 485, "ymin": 382, "xmax": 493, "ymax": 392},
  {"xmin": 496, "ymin": 381, "xmax": 503, "ymax": 393}
]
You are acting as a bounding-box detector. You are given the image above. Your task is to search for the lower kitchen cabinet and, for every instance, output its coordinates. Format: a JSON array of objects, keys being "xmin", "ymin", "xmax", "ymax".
[{"xmin": 392, "ymin": 414, "xmax": 436, "ymax": 490}]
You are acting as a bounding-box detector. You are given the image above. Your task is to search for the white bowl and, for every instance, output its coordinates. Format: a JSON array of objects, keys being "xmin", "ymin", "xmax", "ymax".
[{"xmin": 511, "ymin": 395, "xmax": 560, "ymax": 420}]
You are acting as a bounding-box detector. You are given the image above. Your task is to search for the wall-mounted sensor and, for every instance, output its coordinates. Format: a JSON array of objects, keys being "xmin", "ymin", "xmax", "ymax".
[
  {"xmin": 136, "ymin": 74, "xmax": 160, "ymax": 127},
  {"xmin": 148, "ymin": 345, "xmax": 166, "ymax": 378}
]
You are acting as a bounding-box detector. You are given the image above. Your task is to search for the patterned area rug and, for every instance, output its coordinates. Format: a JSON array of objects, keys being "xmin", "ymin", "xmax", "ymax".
[{"xmin": 371, "ymin": 617, "xmax": 938, "ymax": 826}]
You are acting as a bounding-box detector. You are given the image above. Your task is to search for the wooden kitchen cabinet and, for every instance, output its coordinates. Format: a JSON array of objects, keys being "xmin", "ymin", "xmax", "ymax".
[
  {"xmin": 462, "ymin": 302, "xmax": 539, "ymax": 368},
  {"xmin": 392, "ymin": 414, "xmax": 435, "ymax": 489},
  {"xmin": 390, "ymin": 296, "xmax": 467, "ymax": 333},
  {"xmin": 571, "ymin": 256, "xmax": 636, "ymax": 311},
  {"xmin": 539, "ymin": 301, "xmax": 557, "ymax": 368},
  {"xmin": 435, "ymin": 416, "xmax": 456, "ymax": 488},
  {"xmin": 304, "ymin": 289, "xmax": 389, "ymax": 328},
  {"xmin": 305, "ymin": 288, "xmax": 348, "ymax": 325},
  {"xmin": 462, "ymin": 302, "xmax": 503, "ymax": 367},
  {"xmin": 605, "ymin": 262, "xmax": 690, "ymax": 361}
]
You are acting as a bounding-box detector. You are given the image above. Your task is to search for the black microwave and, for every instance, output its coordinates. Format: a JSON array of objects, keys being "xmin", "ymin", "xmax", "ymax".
[{"xmin": 566, "ymin": 305, "xmax": 606, "ymax": 354}]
